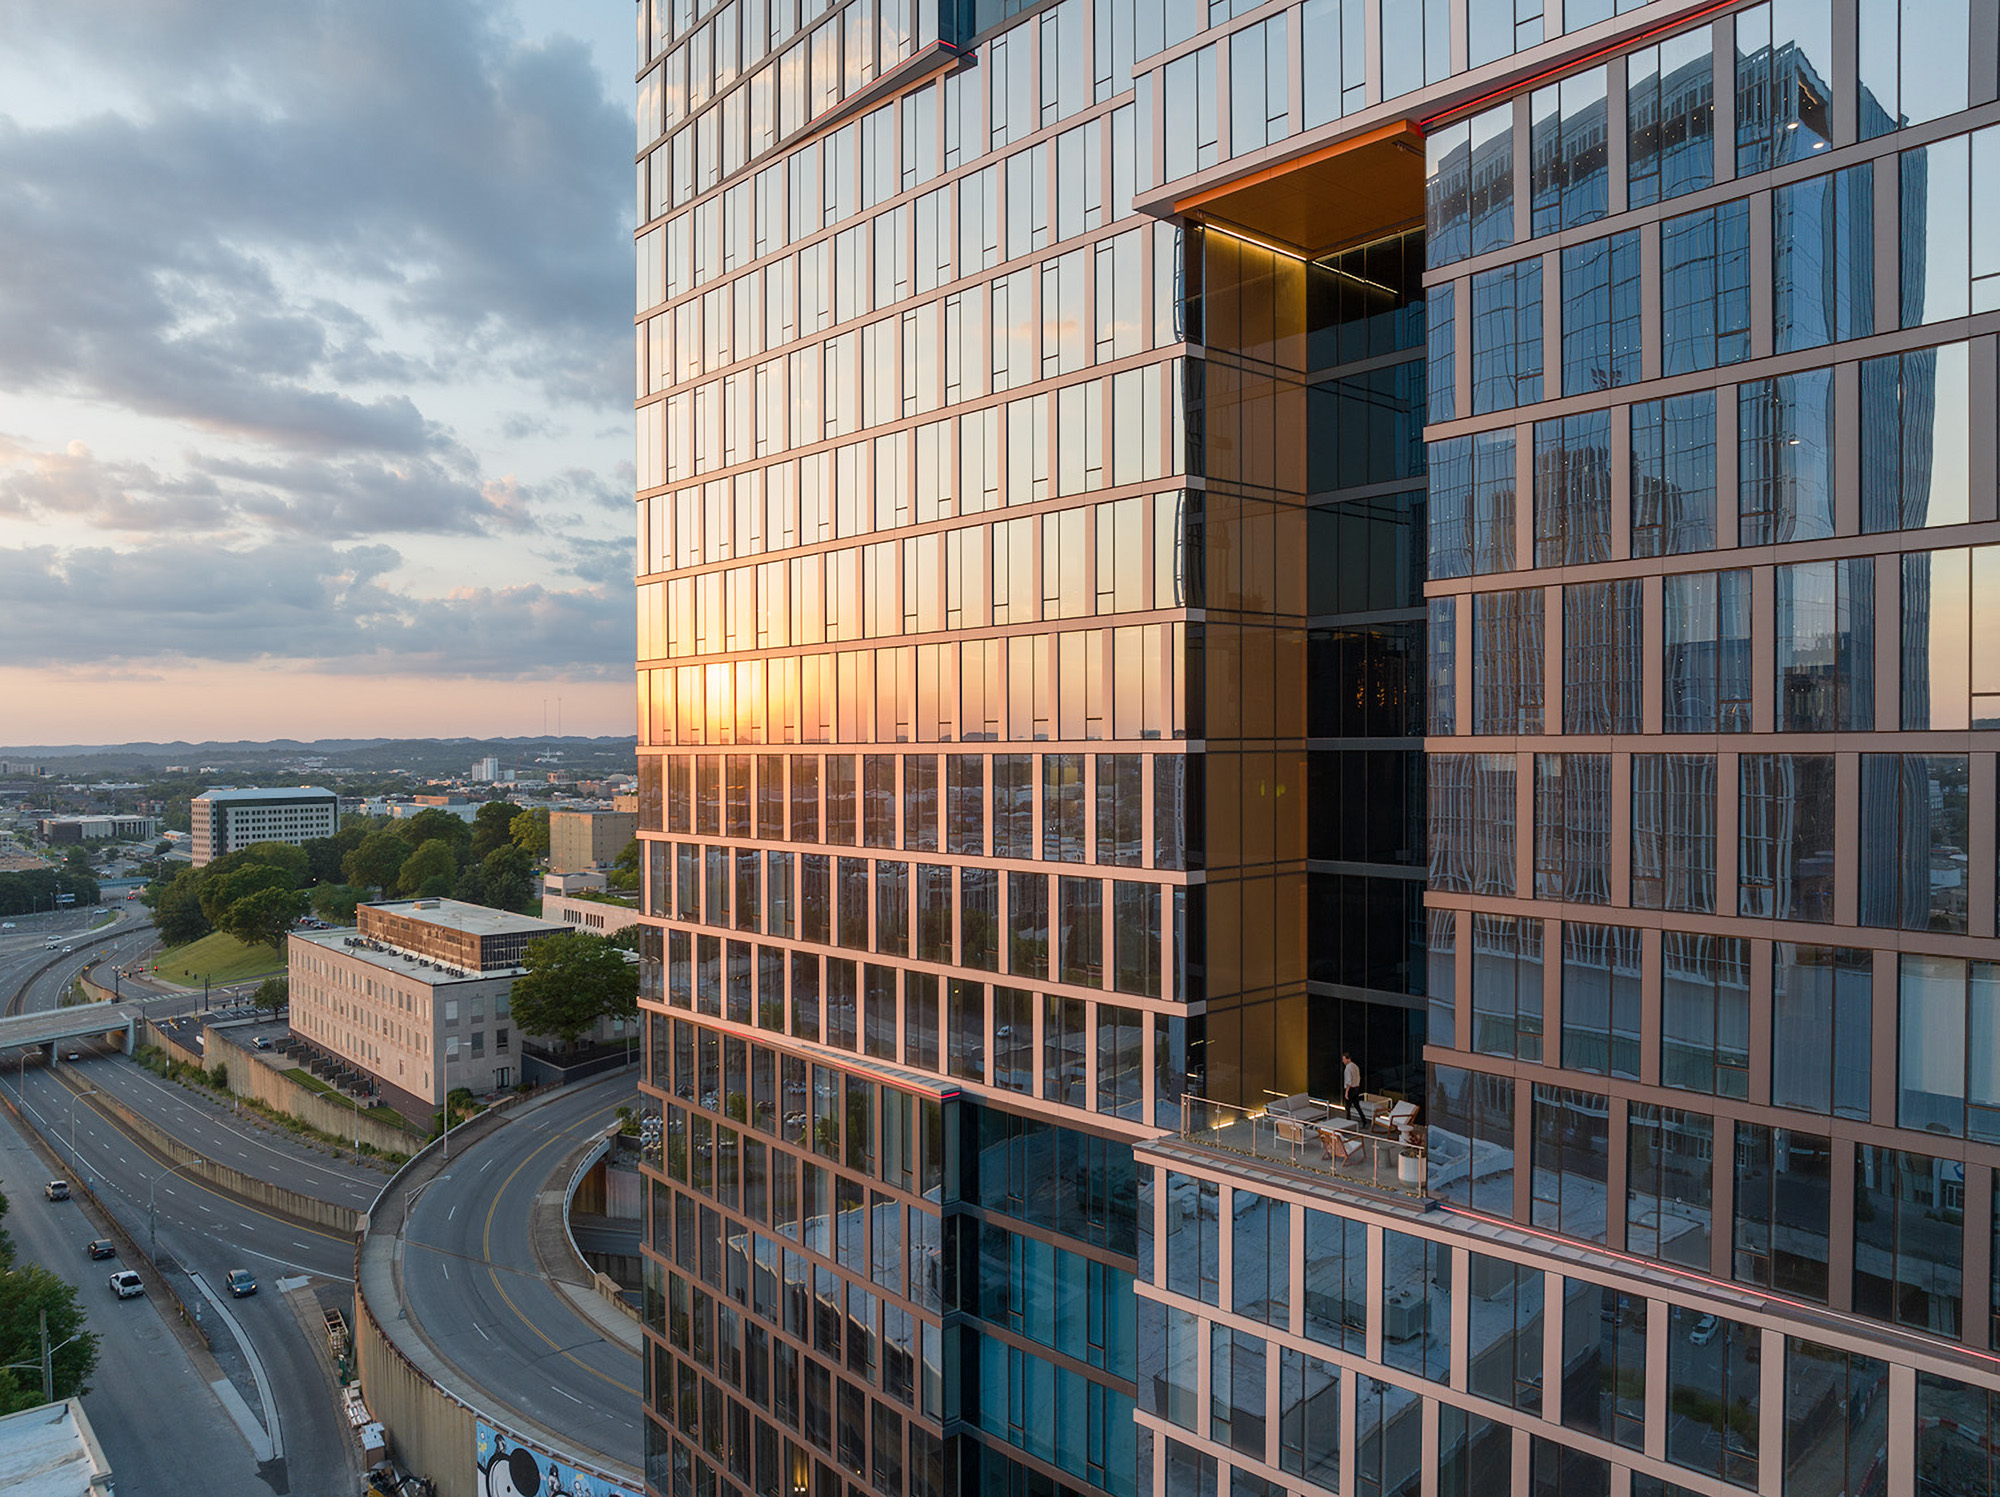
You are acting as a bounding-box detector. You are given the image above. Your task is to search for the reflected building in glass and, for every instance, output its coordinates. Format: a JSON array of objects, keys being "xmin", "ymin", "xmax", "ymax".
[{"xmin": 634, "ymin": 0, "xmax": 2000, "ymax": 1493}]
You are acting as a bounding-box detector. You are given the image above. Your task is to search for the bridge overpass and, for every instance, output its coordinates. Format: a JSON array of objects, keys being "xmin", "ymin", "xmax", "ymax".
[{"xmin": 0, "ymin": 1002, "xmax": 142, "ymax": 1059}]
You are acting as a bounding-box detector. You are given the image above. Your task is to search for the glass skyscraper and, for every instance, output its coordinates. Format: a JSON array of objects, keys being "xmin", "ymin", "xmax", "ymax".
[{"xmin": 635, "ymin": 0, "xmax": 2000, "ymax": 1493}]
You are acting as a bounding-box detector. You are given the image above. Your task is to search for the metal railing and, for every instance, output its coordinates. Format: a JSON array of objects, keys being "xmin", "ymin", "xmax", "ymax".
[{"xmin": 1178, "ymin": 1095, "xmax": 1428, "ymax": 1198}]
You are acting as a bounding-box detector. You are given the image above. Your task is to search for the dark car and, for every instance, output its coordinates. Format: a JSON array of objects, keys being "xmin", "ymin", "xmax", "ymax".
[
  {"xmin": 85, "ymin": 1240, "xmax": 115, "ymax": 1261},
  {"xmin": 225, "ymin": 1268, "xmax": 257, "ymax": 1297}
]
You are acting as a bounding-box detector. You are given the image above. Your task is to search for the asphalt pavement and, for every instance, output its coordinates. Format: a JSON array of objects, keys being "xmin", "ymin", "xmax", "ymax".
[
  {"xmin": 399, "ymin": 1072, "xmax": 643, "ymax": 1467},
  {"xmin": 0, "ymin": 904, "xmax": 365, "ymax": 1496},
  {"xmin": 0, "ymin": 1095, "xmax": 281, "ymax": 1496},
  {"xmin": 9, "ymin": 1060, "xmax": 362, "ymax": 1494}
]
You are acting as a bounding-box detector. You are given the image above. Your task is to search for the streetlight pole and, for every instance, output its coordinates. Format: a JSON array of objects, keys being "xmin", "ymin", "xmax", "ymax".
[{"xmin": 147, "ymin": 1158, "xmax": 200, "ymax": 1260}]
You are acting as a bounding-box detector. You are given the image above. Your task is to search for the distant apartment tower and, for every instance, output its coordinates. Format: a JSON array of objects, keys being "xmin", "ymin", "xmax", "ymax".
[
  {"xmin": 548, "ymin": 808, "xmax": 638, "ymax": 875},
  {"xmin": 287, "ymin": 898, "xmax": 574, "ymax": 1107},
  {"xmin": 472, "ymin": 755, "xmax": 502, "ymax": 782},
  {"xmin": 188, "ymin": 786, "xmax": 338, "ymax": 867}
]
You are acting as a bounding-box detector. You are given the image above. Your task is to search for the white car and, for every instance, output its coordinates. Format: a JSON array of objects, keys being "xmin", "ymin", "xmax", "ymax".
[
  {"xmin": 108, "ymin": 1271, "xmax": 143, "ymax": 1299},
  {"xmin": 1688, "ymin": 1314, "xmax": 1719, "ymax": 1346}
]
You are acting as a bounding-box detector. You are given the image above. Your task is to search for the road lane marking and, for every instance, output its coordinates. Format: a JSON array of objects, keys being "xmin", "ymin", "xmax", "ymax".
[{"xmin": 470, "ymin": 1096, "xmax": 641, "ymax": 1399}]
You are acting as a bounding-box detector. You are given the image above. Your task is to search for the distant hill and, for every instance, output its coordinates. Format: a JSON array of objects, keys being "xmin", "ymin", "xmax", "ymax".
[{"xmin": 0, "ymin": 736, "xmax": 637, "ymax": 778}]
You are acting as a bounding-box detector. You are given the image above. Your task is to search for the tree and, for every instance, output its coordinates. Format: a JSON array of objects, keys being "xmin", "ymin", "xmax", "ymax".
[
  {"xmin": 477, "ymin": 844, "xmax": 534, "ymax": 913},
  {"xmin": 304, "ymin": 822, "xmax": 374, "ymax": 887},
  {"xmin": 311, "ymin": 884, "xmax": 366, "ymax": 925},
  {"xmin": 396, "ymin": 839, "xmax": 460, "ymax": 897},
  {"xmin": 400, "ymin": 808, "xmax": 471, "ymax": 855},
  {"xmin": 606, "ymin": 838, "xmax": 642, "ymax": 892},
  {"xmin": 197, "ymin": 862, "xmax": 294, "ymax": 927},
  {"xmin": 342, "ymin": 828, "xmax": 407, "ymax": 892},
  {"xmin": 606, "ymin": 923, "xmax": 642, "ymax": 952},
  {"xmin": 252, "ymin": 977, "xmax": 288, "ymax": 1015},
  {"xmin": 471, "ymin": 800, "xmax": 523, "ymax": 861},
  {"xmin": 60, "ymin": 846, "xmax": 94, "ymax": 877},
  {"xmin": 220, "ymin": 886, "xmax": 307, "ymax": 954},
  {"xmin": 0, "ymin": 1189, "xmax": 95, "ymax": 1412},
  {"xmin": 229, "ymin": 842, "xmax": 309, "ymax": 884},
  {"xmin": 508, "ymin": 933, "xmax": 639, "ymax": 1052},
  {"xmin": 149, "ymin": 870, "xmax": 212, "ymax": 947},
  {"xmin": 510, "ymin": 807, "xmax": 550, "ymax": 859}
]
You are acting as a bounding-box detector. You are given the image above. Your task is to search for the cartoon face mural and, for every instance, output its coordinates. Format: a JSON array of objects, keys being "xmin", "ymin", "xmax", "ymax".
[{"xmin": 475, "ymin": 1421, "xmax": 642, "ymax": 1497}]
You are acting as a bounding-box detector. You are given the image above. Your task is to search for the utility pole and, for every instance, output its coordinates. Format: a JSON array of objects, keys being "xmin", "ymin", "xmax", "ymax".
[{"xmin": 39, "ymin": 1310, "xmax": 51, "ymax": 1405}]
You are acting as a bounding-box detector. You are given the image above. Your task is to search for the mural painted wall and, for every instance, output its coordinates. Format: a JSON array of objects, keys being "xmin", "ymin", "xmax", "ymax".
[{"xmin": 475, "ymin": 1421, "xmax": 641, "ymax": 1497}]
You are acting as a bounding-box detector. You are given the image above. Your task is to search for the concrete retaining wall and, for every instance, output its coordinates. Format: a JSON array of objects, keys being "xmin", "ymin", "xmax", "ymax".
[
  {"xmin": 563, "ymin": 1131, "xmax": 642, "ymax": 1324},
  {"xmin": 354, "ymin": 1298, "xmax": 478, "ymax": 1497},
  {"xmin": 355, "ymin": 1091, "xmax": 640, "ymax": 1497},
  {"xmin": 134, "ymin": 1015, "xmax": 417, "ymax": 1157},
  {"xmin": 0, "ymin": 1086, "xmax": 212, "ymax": 1352},
  {"xmin": 79, "ymin": 1083, "xmax": 362, "ymax": 1236}
]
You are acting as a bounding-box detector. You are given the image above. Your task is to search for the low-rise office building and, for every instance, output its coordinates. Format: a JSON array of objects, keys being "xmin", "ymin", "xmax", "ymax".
[
  {"xmin": 288, "ymin": 898, "xmax": 574, "ymax": 1104},
  {"xmin": 189, "ymin": 786, "xmax": 337, "ymax": 867},
  {"xmin": 543, "ymin": 892, "xmax": 643, "ymax": 939},
  {"xmin": 548, "ymin": 808, "xmax": 637, "ymax": 874},
  {"xmin": 36, "ymin": 815, "xmax": 158, "ymax": 843}
]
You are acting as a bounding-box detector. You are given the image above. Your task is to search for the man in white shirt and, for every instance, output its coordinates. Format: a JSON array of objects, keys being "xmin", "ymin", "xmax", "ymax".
[{"xmin": 1341, "ymin": 1051, "xmax": 1362, "ymax": 1124}]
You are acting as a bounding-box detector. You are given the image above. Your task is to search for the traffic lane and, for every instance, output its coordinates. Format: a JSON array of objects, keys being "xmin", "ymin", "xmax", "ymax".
[
  {"xmin": 58, "ymin": 1051, "xmax": 384, "ymax": 1207},
  {"xmin": 18, "ymin": 1063, "xmax": 366, "ymax": 1491},
  {"xmin": 0, "ymin": 1095, "xmax": 274, "ymax": 1495},
  {"xmin": 14, "ymin": 923, "xmax": 159, "ymax": 1016},
  {"xmin": 404, "ymin": 1080, "xmax": 642, "ymax": 1458},
  {"xmin": 17, "ymin": 1067, "xmax": 357, "ymax": 1286},
  {"xmin": 181, "ymin": 1258, "xmax": 362, "ymax": 1496},
  {"xmin": 59, "ymin": 1063, "xmax": 367, "ymax": 1491},
  {"xmin": 407, "ymin": 1088, "xmax": 641, "ymax": 1416}
]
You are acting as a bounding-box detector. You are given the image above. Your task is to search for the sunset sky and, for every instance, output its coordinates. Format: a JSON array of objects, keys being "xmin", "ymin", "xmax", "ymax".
[{"xmin": 0, "ymin": 1, "xmax": 637, "ymax": 745}]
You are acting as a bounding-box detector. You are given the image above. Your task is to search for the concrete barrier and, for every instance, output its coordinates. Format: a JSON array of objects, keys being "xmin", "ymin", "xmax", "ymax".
[
  {"xmin": 0, "ymin": 1087, "xmax": 211, "ymax": 1351},
  {"xmin": 133, "ymin": 1016, "xmax": 418, "ymax": 1158},
  {"xmin": 355, "ymin": 1088, "xmax": 640, "ymax": 1497},
  {"xmin": 562, "ymin": 1130, "xmax": 641, "ymax": 1324},
  {"xmin": 77, "ymin": 1085, "xmax": 362, "ymax": 1236}
]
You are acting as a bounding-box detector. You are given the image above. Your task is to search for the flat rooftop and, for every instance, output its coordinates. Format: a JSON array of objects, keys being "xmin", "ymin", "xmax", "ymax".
[
  {"xmin": 365, "ymin": 899, "xmax": 566, "ymax": 938},
  {"xmin": 0, "ymin": 1399, "xmax": 114, "ymax": 1496},
  {"xmin": 291, "ymin": 928, "xmax": 510, "ymax": 983},
  {"xmin": 192, "ymin": 786, "xmax": 337, "ymax": 803}
]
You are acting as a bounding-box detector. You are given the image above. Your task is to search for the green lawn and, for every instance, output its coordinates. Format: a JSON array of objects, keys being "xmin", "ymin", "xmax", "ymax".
[{"xmin": 151, "ymin": 930, "xmax": 286, "ymax": 986}]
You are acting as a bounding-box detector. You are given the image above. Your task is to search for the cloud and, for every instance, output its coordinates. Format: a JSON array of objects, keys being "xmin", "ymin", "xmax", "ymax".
[
  {"xmin": 0, "ymin": 536, "xmax": 632, "ymax": 678},
  {"xmin": 0, "ymin": 1, "xmax": 630, "ymax": 441},
  {"xmin": 0, "ymin": 1, "xmax": 637, "ymax": 720},
  {"xmin": 0, "ymin": 436, "xmax": 538, "ymax": 539}
]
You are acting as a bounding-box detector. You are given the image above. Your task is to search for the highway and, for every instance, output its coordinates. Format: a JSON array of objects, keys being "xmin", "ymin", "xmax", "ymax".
[
  {"xmin": 399, "ymin": 1072, "xmax": 643, "ymax": 1466},
  {"xmin": 0, "ymin": 904, "xmax": 366, "ymax": 1495},
  {"xmin": 12, "ymin": 1059, "xmax": 366, "ymax": 1495},
  {"xmin": 0, "ymin": 1095, "xmax": 279, "ymax": 1495}
]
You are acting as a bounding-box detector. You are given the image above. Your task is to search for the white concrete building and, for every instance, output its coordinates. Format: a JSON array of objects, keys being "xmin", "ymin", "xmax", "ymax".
[{"xmin": 189, "ymin": 787, "xmax": 338, "ymax": 867}]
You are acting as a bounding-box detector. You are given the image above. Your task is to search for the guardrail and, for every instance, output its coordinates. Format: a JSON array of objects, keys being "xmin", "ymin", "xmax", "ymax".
[
  {"xmin": 1179, "ymin": 1094, "xmax": 1429, "ymax": 1197},
  {"xmin": 562, "ymin": 1128, "xmax": 640, "ymax": 1322}
]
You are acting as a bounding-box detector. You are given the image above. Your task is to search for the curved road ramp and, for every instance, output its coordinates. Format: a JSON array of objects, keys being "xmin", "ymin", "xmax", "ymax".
[{"xmin": 356, "ymin": 1073, "xmax": 644, "ymax": 1497}]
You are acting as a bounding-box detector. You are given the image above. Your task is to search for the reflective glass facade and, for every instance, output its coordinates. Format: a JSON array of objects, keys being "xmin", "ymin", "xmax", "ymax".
[{"xmin": 641, "ymin": 0, "xmax": 2000, "ymax": 1494}]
